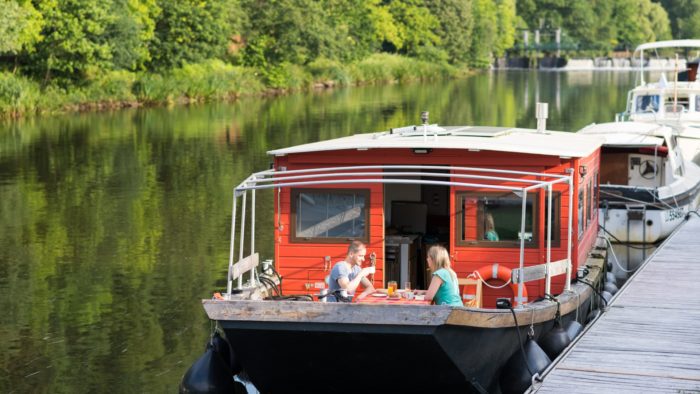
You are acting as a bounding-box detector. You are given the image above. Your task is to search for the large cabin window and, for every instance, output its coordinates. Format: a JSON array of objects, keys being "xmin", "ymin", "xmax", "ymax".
[
  {"xmin": 586, "ymin": 180, "xmax": 594, "ymax": 227},
  {"xmin": 456, "ymin": 192, "xmax": 537, "ymax": 247},
  {"xmin": 591, "ymin": 172, "xmax": 598, "ymax": 225},
  {"xmin": 291, "ymin": 188, "xmax": 369, "ymax": 243},
  {"xmin": 635, "ymin": 95, "xmax": 660, "ymax": 113}
]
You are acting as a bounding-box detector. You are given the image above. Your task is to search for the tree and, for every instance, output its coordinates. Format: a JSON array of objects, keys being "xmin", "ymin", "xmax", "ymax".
[
  {"xmin": 107, "ymin": 0, "xmax": 160, "ymax": 71},
  {"xmin": 0, "ymin": 0, "xmax": 43, "ymax": 58},
  {"xmin": 657, "ymin": 0, "xmax": 700, "ymax": 39},
  {"xmin": 613, "ymin": 0, "xmax": 671, "ymax": 49},
  {"xmin": 426, "ymin": 0, "xmax": 473, "ymax": 64},
  {"xmin": 28, "ymin": 0, "xmax": 114, "ymax": 83},
  {"xmin": 149, "ymin": 0, "xmax": 235, "ymax": 69},
  {"xmin": 470, "ymin": 0, "xmax": 498, "ymax": 67}
]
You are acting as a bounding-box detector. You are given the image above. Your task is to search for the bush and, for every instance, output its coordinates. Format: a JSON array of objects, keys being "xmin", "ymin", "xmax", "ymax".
[
  {"xmin": 0, "ymin": 72, "xmax": 40, "ymax": 117},
  {"xmin": 308, "ymin": 58, "xmax": 352, "ymax": 85}
]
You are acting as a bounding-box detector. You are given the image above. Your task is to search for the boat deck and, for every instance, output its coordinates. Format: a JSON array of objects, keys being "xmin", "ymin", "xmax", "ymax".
[{"xmin": 534, "ymin": 214, "xmax": 700, "ymax": 393}]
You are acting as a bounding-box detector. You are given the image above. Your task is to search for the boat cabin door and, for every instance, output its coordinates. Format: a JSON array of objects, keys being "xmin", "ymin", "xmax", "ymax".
[{"xmin": 383, "ymin": 170, "xmax": 450, "ymax": 289}]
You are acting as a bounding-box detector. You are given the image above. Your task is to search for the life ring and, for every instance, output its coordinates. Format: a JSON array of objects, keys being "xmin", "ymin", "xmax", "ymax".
[{"xmin": 463, "ymin": 264, "xmax": 528, "ymax": 307}]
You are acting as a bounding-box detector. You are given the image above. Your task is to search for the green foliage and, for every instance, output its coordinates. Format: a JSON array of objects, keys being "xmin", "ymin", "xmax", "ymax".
[
  {"xmin": 612, "ymin": 0, "xmax": 671, "ymax": 49},
  {"xmin": 659, "ymin": 0, "xmax": 700, "ymax": 39},
  {"xmin": 470, "ymin": 0, "xmax": 498, "ymax": 67},
  {"xmin": 0, "ymin": 0, "xmax": 43, "ymax": 56},
  {"xmin": 107, "ymin": 0, "xmax": 160, "ymax": 70},
  {"xmin": 149, "ymin": 0, "xmax": 234, "ymax": 69},
  {"xmin": 0, "ymin": 72, "xmax": 40, "ymax": 116},
  {"xmin": 427, "ymin": 0, "xmax": 473, "ymax": 64},
  {"xmin": 349, "ymin": 53, "xmax": 456, "ymax": 84},
  {"xmin": 28, "ymin": 0, "xmax": 115, "ymax": 83},
  {"xmin": 384, "ymin": 0, "xmax": 441, "ymax": 58}
]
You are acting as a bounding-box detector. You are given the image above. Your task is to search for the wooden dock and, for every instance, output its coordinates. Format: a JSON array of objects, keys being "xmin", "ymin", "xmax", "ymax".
[{"xmin": 533, "ymin": 215, "xmax": 700, "ymax": 393}]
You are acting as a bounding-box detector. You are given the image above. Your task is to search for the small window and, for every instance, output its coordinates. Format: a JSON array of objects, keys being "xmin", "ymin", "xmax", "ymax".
[
  {"xmin": 291, "ymin": 188, "xmax": 369, "ymax": 243},
  {"xmin": 586, "ymin": 180, "xmax": 594, "ymax": 226},
  {"xmin": 543, "ymin": 192, "xmax": 562, "ymax": 245},
  {"xmin": 635, "ymin": 95, "xmax": 660, "ymax": 112},
  {"xmin": 456, "ymin": 191, "xmax": 536, "ymax": 247},
  {"xmin": 578, "ymin": 188, "xmax": 585, "ymax": 238},
  {"xmin": 591, "ymin": 173, "xmax": 599, "ymax": 225},
  {"xmin": 696, "ymin": 95, "xmax": 700, "ymax": 112}
]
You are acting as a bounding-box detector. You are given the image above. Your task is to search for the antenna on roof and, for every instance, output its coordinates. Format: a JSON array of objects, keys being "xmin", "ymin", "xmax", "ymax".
[
  {"xmin": 536, "ymin": 102, "xmax": 548, "ymax": 133},
  {"xmin": 421, "ymin": 111, "xmax": 429, "ymax": 142}
]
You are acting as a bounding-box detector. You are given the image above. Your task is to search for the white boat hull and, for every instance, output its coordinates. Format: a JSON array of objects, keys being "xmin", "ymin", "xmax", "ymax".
[{"xmin": 599, "ymin": 206, "xmax": 689, "ymax": 243}]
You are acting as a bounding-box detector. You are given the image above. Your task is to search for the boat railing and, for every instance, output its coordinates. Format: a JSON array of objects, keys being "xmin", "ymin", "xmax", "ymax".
[{"xmin": 225, "ymin": 165, "xmax": 575, "ymax": 308}]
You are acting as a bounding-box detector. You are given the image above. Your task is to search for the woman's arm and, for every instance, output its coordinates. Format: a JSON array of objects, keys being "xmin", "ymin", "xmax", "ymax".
[{"xmin": 423, "ymin": 275, "xmax": 443, "ymax": 302}]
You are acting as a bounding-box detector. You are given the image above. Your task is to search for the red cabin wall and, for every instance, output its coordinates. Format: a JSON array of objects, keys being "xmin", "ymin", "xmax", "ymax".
[{"xmin": 273, "ymin": 147, "xmax": 601, "ymax": 304}]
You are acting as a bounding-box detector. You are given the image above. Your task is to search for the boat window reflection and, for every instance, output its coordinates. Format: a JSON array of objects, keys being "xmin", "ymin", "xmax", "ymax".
[
  {"xmin": 635, "ymin": 95, "xmax": 660, "ymax": 112},
  {"xmin": 292, "ymin": 188, "xmax": 368, "ymax": 242},
  {"xmin": 457, "ymin": 192, "xmax": 535, "ymax": 245}
]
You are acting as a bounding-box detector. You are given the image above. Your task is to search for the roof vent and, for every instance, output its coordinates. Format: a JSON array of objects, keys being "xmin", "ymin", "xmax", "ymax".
[{"xmin": 536, "ymin": 102, "xmax": 548, "ymax": 133}]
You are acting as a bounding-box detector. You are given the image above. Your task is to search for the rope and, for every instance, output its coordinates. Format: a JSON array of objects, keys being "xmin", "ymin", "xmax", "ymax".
[
  {"xmin": 472, "ymin": 270, "xmax": 513, "ymax": 289},
  {"xmin": 598, "ymin": 225, "xmax": 657, "ymax": 249},
  {"xmin": 598, "ymin": 235, "xmax": 639, "ymax": 273}
]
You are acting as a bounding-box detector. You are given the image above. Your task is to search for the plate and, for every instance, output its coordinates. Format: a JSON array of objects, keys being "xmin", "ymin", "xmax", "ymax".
[{"xmin": 371, "ymin": 293, "xmax": 388, "ymax": 298}]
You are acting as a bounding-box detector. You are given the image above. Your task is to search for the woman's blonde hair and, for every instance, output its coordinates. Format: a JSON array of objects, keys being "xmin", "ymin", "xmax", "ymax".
[{"xmin": 427, "ymin": 245, "xmax": 456, "ymax": 281}]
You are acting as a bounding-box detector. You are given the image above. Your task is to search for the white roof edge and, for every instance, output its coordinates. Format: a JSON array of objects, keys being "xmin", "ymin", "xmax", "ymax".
[{"xmin": 635, "ymin": 40, "xmax": 700, "ymax": 52}]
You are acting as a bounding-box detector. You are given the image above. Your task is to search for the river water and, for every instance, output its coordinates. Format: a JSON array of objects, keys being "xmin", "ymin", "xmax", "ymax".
[{"xmin": 0, "ymin": 71, "xmax": 638, "ymax": 392}]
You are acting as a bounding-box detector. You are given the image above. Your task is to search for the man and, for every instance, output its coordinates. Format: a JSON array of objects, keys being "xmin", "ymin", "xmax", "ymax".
[{"xmin": 328, "ymin": 240, "xmax": 375, "ymax": 301}]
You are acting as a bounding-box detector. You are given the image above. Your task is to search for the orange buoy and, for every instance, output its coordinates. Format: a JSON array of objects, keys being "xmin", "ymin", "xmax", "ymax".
[{"xmin": 464, "ymin": 264, "xmax": 528, "ymax": 307}]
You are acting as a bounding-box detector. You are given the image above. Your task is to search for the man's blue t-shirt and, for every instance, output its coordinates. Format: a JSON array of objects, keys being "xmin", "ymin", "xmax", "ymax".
[{"xmin": 328, "ymin": 262, "xmax": 361, "ymax": 294}]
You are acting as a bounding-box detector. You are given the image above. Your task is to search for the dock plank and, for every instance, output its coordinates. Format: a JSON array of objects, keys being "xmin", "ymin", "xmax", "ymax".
[{"xmin": 534, "ymin": 216, "xmax": 700, "ymax": 393}]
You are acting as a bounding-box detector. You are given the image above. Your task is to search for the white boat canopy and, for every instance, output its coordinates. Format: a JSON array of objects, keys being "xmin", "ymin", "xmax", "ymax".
[
  {"xmin": 268, "ymin": 126, "xmax": 603, "ymax": 159},
  {"xmin": 578, "ymin": 122, "xmax": 671, "ymax": 147},
  {"xmin": 635, "ymin": 40, "xmax": 700, "ymax": 52}
]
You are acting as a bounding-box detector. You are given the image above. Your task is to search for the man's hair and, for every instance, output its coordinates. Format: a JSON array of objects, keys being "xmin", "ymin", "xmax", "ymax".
[{"xmin": 347, "ymin": 240, "xmax": 365, "ymax": 255}]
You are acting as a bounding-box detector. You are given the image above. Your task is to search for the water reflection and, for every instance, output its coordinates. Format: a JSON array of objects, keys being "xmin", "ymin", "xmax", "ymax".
[{"xmin": 0, "ymin": 71, "xmax": 638, "ymax": 392}]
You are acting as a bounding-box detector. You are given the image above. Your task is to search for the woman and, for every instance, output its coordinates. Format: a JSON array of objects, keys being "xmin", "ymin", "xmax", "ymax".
[
  {"xmin": 485, "ymin": 212, "xmax": 499, "ymax": 241},
  {"xmin": 416, "ymin": 245, "xmax": 462, "ymax": 306}
]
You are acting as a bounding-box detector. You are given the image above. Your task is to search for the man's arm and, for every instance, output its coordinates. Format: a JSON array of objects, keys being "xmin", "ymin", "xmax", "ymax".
[
  {"xmin": 337, "ymin": 268, "xmax": 370, "ymax": 293},
  {"xmin": 356, "ymin": 276, "xmax": 376, "ymax": 300}
]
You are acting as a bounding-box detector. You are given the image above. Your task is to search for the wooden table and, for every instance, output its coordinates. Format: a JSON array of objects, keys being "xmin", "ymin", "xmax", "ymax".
[{"xmin": 357, "ymin": 292, "xmax": 431, "ymax": 305}]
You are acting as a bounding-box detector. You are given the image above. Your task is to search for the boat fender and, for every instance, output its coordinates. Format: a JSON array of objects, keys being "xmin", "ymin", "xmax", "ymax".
[
  {"xmin": 537, "ymin": 321, "xmax": 571, "ymax": 360},
  {"xmin": 563, "ymin": 320, "xmax": 583, "ymax": 341},
  {"xmin": 603, "ymin": 282, "xmax": 619, "ymax": 295},
  {"xmin": 601, "ymin": 290, "xmax": 613, "ymax": 306},
  {"xmin": 605, "ymin": 272, "xmax": 617, "ymax": 287},
  {"xmin": 499, "ymin": 338, "xmax": 551, "ymax": 394},
  {"xmin": 180, "ymin": 344, "xmax": 236, "ymax": 394},
  {"xmin": 210, "ymin": 332, "xmax": 242, "ymax": 375},
  {"xmin": 466, "ymin": 264, "xmax": 528, "ymax": 306},
  {"xmin": 585, "ymin": 309, "xmax": 601, "ymax": 324}
]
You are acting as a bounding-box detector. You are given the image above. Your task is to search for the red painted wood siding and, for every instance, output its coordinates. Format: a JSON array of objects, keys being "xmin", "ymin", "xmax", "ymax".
[{"xmin": 272, "ymin": 147, "xmax": 601, "ymax": 304}]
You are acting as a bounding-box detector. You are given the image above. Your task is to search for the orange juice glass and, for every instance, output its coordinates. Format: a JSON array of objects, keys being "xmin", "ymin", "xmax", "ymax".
[{"xmin": 387, "ymin": 281, "xmax": 397, "ymax": 296}]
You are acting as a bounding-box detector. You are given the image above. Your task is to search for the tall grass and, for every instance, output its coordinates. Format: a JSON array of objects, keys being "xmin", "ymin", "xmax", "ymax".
[{"xmin": 0, "ymin": 55, "xmax": 466, "ymax": 119}]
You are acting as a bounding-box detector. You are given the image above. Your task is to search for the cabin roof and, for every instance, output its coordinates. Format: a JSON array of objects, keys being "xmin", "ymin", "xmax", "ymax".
[
  {"xmin": 268, "ymin": 126, "xmax": 603, "ymax": 158},
  {"xmin": 578, "ymin": 122, "xmax": 669, "ymax": 147},
  {"xmin": 635, "ymin": 39, "xmax": 700, "ymax": 52}
]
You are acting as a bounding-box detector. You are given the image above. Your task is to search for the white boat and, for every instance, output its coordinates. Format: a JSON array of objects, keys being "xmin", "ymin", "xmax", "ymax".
[
  {"xmin": 616, "ymin": 39, "xmax": 700, "ymax": 163},
  {"xmin": 579, "ymin": 121, "xmax": 700, "ymax": 243}
]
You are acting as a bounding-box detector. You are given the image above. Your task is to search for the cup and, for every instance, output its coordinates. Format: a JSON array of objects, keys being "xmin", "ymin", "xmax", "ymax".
[
  {"xmin": 404, "ymin": 281, "xmax": 411, "ymax": 291},
  {"xmin": 387, "ymin": 281, "xmax": 397, "ymax": 296},
  {"xmin": 367, "ymin": 266, "xmax": 376, "ymax": 275}
]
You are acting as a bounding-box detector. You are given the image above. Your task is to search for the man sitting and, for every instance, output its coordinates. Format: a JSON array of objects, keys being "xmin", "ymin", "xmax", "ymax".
[{"xmin": 328, "ymin": 240, "xmax": 375, "ymax": 301}]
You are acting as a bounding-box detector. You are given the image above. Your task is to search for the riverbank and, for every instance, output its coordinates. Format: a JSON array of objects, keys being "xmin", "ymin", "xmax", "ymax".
[{"xmin": 0, "ymin": 55, "xmax": 464, "ymax": 120}]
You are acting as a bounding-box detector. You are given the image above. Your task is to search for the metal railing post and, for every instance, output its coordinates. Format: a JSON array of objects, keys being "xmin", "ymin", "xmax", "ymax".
[
  {"xmin": 565, "ymin": 176, "xmax": 573, "ymax": 291},
  {"xmin": 517, "ymin": 189, "xmax": 528, "ymax": 307},
  {"xmin": 238, "ymin": 190, "xmax": 247, "ymax": 289},
  {"xmin": 251, "ymin": 186, "xmax": 257, "ymax": 286},
  {"xmin": 226, "ymin": 193, "xmax": 238, "ymax": 297}
]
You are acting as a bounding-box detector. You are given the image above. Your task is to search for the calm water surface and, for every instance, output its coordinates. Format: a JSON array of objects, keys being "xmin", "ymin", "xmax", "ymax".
[{"xmin": 0, "ymin": 71, "xmax": 636, "ymax": 392}]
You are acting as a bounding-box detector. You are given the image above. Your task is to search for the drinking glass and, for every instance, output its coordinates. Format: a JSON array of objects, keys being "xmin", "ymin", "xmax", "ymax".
[
  {"xmin": 404, "ymin": 281, "xmax": 411, "ymax": 291},
  {"xmin": 387, "ymin": 281, "xmax": 397, "ymax": 296}
]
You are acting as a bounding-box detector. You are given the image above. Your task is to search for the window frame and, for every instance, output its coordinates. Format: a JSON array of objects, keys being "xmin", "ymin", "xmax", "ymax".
[
  {"xmin": 290, "ymin": 188, "xmax": 370, "ymax": 244},
  {"xmin": 455, "ymin": 191, "xmax": 540, "ymax": 248}
]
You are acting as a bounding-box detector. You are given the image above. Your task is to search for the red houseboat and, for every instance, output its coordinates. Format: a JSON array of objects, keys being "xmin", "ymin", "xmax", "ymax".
[{"xmin": 200, "ymin": 115, "xmax": 606, "ymax": 393}]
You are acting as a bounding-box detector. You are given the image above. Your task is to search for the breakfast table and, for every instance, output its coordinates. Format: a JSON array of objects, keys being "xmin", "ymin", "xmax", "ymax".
[{"xmin": 356, "ymin": 291, "xmax": 432, "ymax": 305}]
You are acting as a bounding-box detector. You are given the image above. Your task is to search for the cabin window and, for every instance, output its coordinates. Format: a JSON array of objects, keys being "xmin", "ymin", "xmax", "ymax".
[
  {"xmin": 578, "ymin": 188, "xmax": 585, "ymax": 238},
  {"xmin": 586, "ymin": 180, "xmax": 594, "ymax": 226},
  {"xmin": 664, "ymin": 95, "xmax": 689, "ymax": 112},
  {"xmin": 543, "ymin": 192, "xmax": 562, "ymax": 245},
  {"xmin": 591, "ymin": 172, "xmax": 598, "ymax": 225},
  {"xmin": 291, "ymin": 188, "xmax": 369, "ymax": 243},
  {"xmin": 635, "ymin": 95, "xmax": 659, "ymax": 113},
  {"xmin": 456, "ymin": 192, "xmax": 537, "ymax": 247},
  {"xmin": 696, "ymin": 95, "xmax": 700, "ymax": 112}
]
